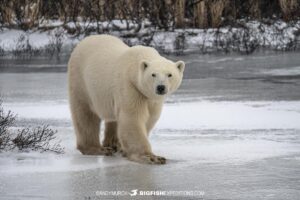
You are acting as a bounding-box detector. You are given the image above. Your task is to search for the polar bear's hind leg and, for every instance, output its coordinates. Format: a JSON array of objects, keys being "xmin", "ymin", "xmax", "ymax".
[{"xmin": 70, "ymin": 97, "xmax": 113, "ymax": 156}]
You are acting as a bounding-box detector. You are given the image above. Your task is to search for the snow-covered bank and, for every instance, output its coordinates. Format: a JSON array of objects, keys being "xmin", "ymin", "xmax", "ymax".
[
  {"xmin": 0, "ymin": 20, "xmax": 300, "ymax": 56},
  {"xmin": 4, "ymin": 101, "xmax": 300, "ymax": 130}
]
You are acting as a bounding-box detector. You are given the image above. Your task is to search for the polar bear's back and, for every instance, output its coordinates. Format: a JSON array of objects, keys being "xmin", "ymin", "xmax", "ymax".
[
  {"xmin": 68, "ymin": 35, "xmax": 131, "ymax": 120},
  {"xmin": 71, "ymin": 35, "xmax": 128, "ymax": 65},
  {"xmin": 68, "ymin": 34, "xmax": 129, "ymax": 86},
  {"xmin": 79, "ymin": 34, "xmax": 128, "ymax": 52}
]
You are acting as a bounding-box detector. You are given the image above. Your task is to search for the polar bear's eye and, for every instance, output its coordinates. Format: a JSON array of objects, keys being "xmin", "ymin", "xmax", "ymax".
[
  {"xmin": 168, "ymin": 74, "xmax": 172, "ymax": 78},
  {"xmin": 152, "ymin": 73, "xmax": 156, "ymax": 77}
]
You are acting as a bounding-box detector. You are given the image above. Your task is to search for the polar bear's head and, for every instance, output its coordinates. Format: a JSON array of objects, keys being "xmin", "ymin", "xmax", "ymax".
[{"xmin": 138, "ymin": 59, "xmax": 185, "ymax": 99}]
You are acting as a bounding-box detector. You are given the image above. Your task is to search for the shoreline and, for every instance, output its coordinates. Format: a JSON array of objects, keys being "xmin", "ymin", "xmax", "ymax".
[{"xmin": 1, "ymin": 19, "xmax": 300, "ymax": 57}]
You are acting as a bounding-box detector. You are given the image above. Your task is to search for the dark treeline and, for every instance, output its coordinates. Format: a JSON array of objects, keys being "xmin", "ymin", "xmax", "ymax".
[{"xmin": 0, "ymin": 0, "xmax": 299, "ymax": 31}]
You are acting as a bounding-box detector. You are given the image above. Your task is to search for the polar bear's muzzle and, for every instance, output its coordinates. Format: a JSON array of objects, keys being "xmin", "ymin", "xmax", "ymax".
[{"xmin": 156, "ymin": 85, "xmax": 167, "ymax": 95}]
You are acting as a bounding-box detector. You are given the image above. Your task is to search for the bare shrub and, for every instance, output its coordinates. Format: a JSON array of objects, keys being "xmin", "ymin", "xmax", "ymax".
[
  {"xmin": 249, "ymin": 0, "xmax": 261, "ymax": 19},
  {"xmin": 12, "ymin": 126, "xmax": 64, "ymax": 153},
  {"xmin": 0, "ymin": 99, "xmax": 64, "ymax": 154},
  {"xmin": 194, "ymin": 0, "xmax": 208, "ymax": 28},
  {"xmin": 209, "ymin": 0, "xmax": 229, "ymax": 28},
  {"xmin": 0, "ymin": 0, "xmax": 15, "ymax": 26},
  {"xmin": 23, "ymin": 0, "xmax": 41, "ymax": 29},
  {"xmin": 0, "ymin": 0, "xmax": 299, "ymax": 31},
  {"xmin": 279, "ymin": 0, "xmax": 299, "ymax": 21},
  {"xmin": 174, "ymin": 32, "xmax": 186, "ymax": 55},
  {"xmin": 0, "ymin": 100, "xmax": 16, "ymax": 150},
  {"xmin": 175, "ymin": 0, "xmax": 186, "ymax": 28},
  {"xmin": 13, "ymin": 34, "xmax": 41, "ymax": 57},
  {"xmin": 45, "ymin": 29, "xmax": 64, "ymax": 58},
  {"xmin": 194, "ymin": 0, "xmax": 229, "ymax": 28},
  {"xmin": 230, "ymin": 27, "xmax": 259, "ymax": 54},
  {"xmin": 0, "ymin": 42, "xmax": 5, "ymax": 56}
]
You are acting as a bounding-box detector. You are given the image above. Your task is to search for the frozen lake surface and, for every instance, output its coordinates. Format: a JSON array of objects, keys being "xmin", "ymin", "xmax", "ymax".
[{"xmin": 0, "ymin": 52, "xmax": 300, "ymax": 199}]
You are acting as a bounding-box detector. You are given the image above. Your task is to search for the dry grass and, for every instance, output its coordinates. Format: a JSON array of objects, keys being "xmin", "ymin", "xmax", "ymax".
[
  {"xmin": 209, "ymin": 0, "xmax": 229, "ymax": 28},
  {"xmin": 249, "ymin": 0, "xmax": 261, "ymax": 19},
  {"xmin": 175, "ymin": 0, "xmax": 185, "ymax": 28},
  {"xmin": 0, "ymin": 0, "xmax": 299, "ymax": 30},
  {"xmin": 195, "ymin": 0, "xmax": 208, "ymax": 28},
  {"xmin": 279, "ymin": 0, "xmax": 298, "ymax": 20}
]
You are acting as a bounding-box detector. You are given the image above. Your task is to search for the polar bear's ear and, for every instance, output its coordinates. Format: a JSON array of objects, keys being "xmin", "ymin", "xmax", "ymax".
[
  {"xmin": 140, "ymin": 60, "xmax": 149, "ymax": 72},
  {"xmin": 176, "ymin": 61, "xmax": 185, "ymax": 73}
]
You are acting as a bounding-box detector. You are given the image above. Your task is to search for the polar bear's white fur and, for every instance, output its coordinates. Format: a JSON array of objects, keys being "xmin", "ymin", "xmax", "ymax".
[{"xmin": 68, "ymin": 35, "xmax": 185, "ymax": 164}]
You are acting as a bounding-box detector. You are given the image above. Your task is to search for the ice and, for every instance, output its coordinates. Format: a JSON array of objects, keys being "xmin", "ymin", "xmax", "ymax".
[
  {"xmin": 1, "ymin": 52, "xmax": 300, "ymax": 200},
  {"xmin": 0, "ymin": 151, "xmax": 129, "ymax": 174},
  {"xmin": 0, "ymin": 129, "xmax": 299, "ymax": 174}
]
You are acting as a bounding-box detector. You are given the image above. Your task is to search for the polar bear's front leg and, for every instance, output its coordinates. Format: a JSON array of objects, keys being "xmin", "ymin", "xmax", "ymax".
[
  {"xmin": 103, "ymin": 121, "xmax": 121, "ymax": 152},
  {"xmin": 117, "ymin": 111, "xmax": 166, "ymax": 164}
]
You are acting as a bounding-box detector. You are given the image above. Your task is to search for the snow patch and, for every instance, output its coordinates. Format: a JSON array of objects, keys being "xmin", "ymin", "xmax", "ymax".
[
  {"xmin": 4, "ymin": 101, "xmax": 300, "ymax": 130},
  {"xmin": 260, "ymin": 66, "xmax": 300, "ymax": 76}
]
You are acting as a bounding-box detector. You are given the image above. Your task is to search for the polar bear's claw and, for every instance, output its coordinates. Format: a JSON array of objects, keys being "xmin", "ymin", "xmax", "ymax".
[
  {"xmin": 144, "ymin": 154, "xmax": 166, "ymax": 164},
  {"xmin": 129, "ymin": 154, "xmax": 166, "ymax": 164},
  {"xmin": 102, "ymin": 147, "xmax": 115, "ymax": 156},
  {"xmin": 78, "ymin": 146, "xmax": 114, "ymax": 156}
]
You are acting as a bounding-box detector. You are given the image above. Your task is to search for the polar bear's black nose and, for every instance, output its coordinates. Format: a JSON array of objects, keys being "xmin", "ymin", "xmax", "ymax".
[{"xmin": 156, "ymin": 85, "xmax": 166, "ymax": 95}]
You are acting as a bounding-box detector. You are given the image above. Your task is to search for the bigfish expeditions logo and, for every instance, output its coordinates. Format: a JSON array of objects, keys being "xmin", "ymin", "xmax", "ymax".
[
  {"xmin": 129, "ymin": 189, "xmax": 138, "ymax": 196},
  {"xmin": 95, "ymin": 189, "xmax": 205, "ymax": 197}
]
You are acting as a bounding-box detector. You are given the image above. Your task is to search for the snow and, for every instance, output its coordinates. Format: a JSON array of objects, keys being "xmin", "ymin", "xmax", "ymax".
[
  {"xmin": 0, "ymin": 29, "xmax": 25, "ymax": 50},
  {"xmin": 4, "ymin": 101, "xmax": 300, "ymax": 130},
  {"xmin": 39, "ymin": 19, "xmax": 64, "ymax": 27},
  {"xmin": 160, "ymin": 101, "xmax": 300, "ymax": 130},
  {"xmin": 0, "ymin": 20, "xmax": 299, "ymax": 54},
  {"xmin": 260, "ymin": 66, "xmax": 300, "ymax": 76},
  {"xmin": 0, "ymin": 28, "xmax": 60, "ymax": 51}
]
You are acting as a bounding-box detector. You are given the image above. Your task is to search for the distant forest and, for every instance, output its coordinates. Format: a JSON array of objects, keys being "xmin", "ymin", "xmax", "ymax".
[{"xmin": 0, "ymin": 0, "xmax": 300, "ymax": 31}]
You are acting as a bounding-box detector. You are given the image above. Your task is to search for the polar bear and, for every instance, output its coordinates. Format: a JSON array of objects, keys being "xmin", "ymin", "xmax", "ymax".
[{"xmin": 68, "ymin": 35, "xmax": 185, "ymax": 164}]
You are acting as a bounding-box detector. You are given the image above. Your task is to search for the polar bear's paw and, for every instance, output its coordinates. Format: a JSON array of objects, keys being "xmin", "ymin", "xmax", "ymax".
[
  {"xmin": 128, "ymin": 153, "xmax": 166, "ymax": 164},
  {"xmin": 103, "ymin": 140, "xmax": 121, "ymax": 153},
  {"xmin": 78, "ymin": 146, "xmax": 114, "ymax": 156},
  {"xmin": 102, "ymin": 147, "xmax": 115, "ymax": 156},
  {"xmin": 146, "ymin": 154, "xmax": 166, "ymax": 164}
]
